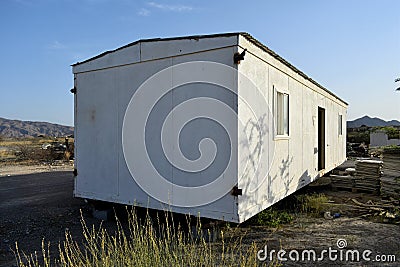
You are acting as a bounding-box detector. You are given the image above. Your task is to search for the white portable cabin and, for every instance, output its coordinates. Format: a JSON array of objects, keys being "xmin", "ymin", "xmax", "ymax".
[{"xmin": 72, "ymin": 32, "xmax": 347, "ymax": 223}]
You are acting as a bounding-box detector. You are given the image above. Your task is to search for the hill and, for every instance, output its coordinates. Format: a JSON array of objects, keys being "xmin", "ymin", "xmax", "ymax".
[
  {"xmin": 347, "ymin": 115, "xmax": 400, "ymax": 128},
  {"xmin": 0, "ymin": 117, "xmax": 73, "ymax": 138}
]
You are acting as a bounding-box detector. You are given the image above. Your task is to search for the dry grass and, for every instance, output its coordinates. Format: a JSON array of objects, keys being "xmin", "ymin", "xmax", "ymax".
[
  {"xmin": 0, "ymin": 149, "xmax": 15, "ymax": 159},
  {"xmin": 0, "ymin": 139, "xmax": 33, "ymax": 147},
  {"xmin": 14, "ymin": 209, "xmax": 279, "ymax": 267},
  {"xmin": 0, "ymin": 137, "xmax": 71, "ymax": 147},
  {"xmin": 297, "ymin": 193, "xmax": 329, "ymax": 216},
  {"xmin": 0, "ymin": 137, "xmax": 73, "ymax": 164}
]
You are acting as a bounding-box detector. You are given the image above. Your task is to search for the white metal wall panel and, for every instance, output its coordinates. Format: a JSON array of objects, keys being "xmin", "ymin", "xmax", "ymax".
[
  {"xmin": 74, "ymin": 69, "xmax": 119, "ymax": 199},
  {"xmin": 288, "ymin": 77, "xmax": 307, "ymax": 188},
  {"xmin": 237, "ymin": 49, "xmax": 271, "ymax": 222},
  {"xmin": 140, "ymin": 36, "xmax": 237, "ymax": 61},
  {"xmin": 266, "ymin": 66, "xmax": 290, "ymax": 209},
  {"xmin": 73, "ymin": 44, "xmax": 141, "ymax": 74},
  {"xmin": 302, "ymin": 86, "xmax": 318, "ymax": 180},
  {"xmin": 326, "ymin": 99, "xmax": 335, "ymax": 170},
  {"xmin": 116, "ymin": 58, "xmax": 174, "ymax": 207}
]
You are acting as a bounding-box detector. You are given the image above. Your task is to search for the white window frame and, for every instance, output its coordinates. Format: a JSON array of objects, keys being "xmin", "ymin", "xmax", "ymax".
[
  {"xmin": 338, "ymin": 114, "xmax": 343, "ymax": 135},
  {"xmin": 274, "ymin": 86, "xmax": 289, "ymax": 137}
]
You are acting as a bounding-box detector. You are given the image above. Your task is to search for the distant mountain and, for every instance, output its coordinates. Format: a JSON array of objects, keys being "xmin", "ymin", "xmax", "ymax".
[
  {"xmin": 347, "ymin": 116, "xmax": 400, "ymax": 128},
  {"xmin": 0, "ymin": 117, "xmax": 73, "ymax": 138}
]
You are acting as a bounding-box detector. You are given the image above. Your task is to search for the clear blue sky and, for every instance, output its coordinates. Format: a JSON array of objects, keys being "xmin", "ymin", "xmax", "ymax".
[{"xmin": 1, "ymin": 0, "xmax": 399, "ymax": 126}]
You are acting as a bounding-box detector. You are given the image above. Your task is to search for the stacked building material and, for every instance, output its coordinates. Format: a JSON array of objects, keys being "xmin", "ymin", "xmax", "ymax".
[
  {"xmin": 354, "ymin": 159, "xmax": 382, "ymax": 194},
  {"xmin": 330, "ymin": 174, "xmax": 354, "ymax": 190},
  {"xmin": 381, "ymin": 147, "xmax": 400, "ymax": 198}
]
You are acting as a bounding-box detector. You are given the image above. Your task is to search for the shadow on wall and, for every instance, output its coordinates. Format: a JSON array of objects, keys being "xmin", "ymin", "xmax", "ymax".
[
  {"xmin": 238, "ymin": 112, "xmax": 321, "ymax": 221},
  {"xmin": 239, "ymin": 113, "xmax": 268, "ymax": 172},
  {"xmin": 268, "ymin": 157, "xmax": 317, "ymax": 206},
  {"xmin": 267, "ymin": 156, "xmax": 294, "ymax": 205},
  {"xmin": 240, "ymin": 153, "xmax": 318, "ymax": 222}
]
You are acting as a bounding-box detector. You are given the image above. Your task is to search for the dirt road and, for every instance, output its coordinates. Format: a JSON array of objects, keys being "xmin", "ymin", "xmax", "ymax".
[
  {"xmin": 0, "ymin": 171, "xmax": 74, "ymax": 209},
  {"xmin": 0, "ymin": 171, "xmax": 87, "ymax": 267}
]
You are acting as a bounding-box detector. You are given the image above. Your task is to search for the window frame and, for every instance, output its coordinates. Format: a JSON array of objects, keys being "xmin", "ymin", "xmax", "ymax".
[
  {"xmin": 274, "ymin": 86, "xmax": 290, "ymax": 137},
  {"xmin": 338, "ymin": 114, "xmax": 343, "ymax": 136}
]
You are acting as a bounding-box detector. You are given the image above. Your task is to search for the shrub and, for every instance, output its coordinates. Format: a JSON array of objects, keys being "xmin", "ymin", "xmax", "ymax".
[
  {"xmin": 14, "ymin": 144, "xmax": 35, "ymax": 161},
  {"xmin": 249, "ymin": 208, "xmax": 293, "ymax": 227}
]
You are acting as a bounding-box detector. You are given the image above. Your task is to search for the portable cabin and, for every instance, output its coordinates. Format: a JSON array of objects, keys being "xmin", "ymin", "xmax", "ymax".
[{"xmin": 72, "ymin": 32, "xmax": 347, "ymax": 223}]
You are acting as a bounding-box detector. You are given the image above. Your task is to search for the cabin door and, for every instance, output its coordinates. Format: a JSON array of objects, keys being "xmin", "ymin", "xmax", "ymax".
[{"xmin": 318, "ymin": 107, "xmax": 325, "ymax": 171}]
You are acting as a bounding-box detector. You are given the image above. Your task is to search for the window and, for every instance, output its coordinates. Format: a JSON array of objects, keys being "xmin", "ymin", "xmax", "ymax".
[
  {"xmin": 276, "ymin": 91, "xmax": 289, "ymax": 136},
  {"xmin": 338, "ymin": 114, "xmax": 343, "ymax": 135}
]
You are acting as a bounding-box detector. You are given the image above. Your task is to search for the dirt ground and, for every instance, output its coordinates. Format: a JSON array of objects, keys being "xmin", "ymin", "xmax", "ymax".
[
  {"xmin": 0, "ymin": 166, "xmax": 399, "ymax": 267},
  {"xmin": 0, "ymin": 163, "xmax": 73, "ymax": 177}
]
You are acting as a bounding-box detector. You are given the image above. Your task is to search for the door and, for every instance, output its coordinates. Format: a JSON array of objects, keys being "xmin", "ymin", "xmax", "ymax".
[{"xmin": 318, "ymin": 107, "xmax": 325, "ymax": 171}]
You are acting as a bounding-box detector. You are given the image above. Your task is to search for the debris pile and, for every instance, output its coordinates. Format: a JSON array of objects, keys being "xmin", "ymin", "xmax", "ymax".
[
  {"xmin": 354, "ymin": 159, "xmax": 382, "ymax": 194},
  {"xmin": 349, "ymin": 198, "xmax": 399, "ymax": 223},
  {"xmin": 381, "ymin": 147, "xmax": 400, "ymax": 198}
]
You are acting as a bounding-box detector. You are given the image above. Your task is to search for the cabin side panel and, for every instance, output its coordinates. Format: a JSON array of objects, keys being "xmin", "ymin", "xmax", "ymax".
[
  {"xmin": 74, "ymin": 69, "xmax": 119, "ymax": 199},
  {"xmin": 237, "ymin": 36, "xmax": 347, "ymax": 222},
  {"xmin": 74, "ymin": 44, "xmax": 240, "ymax": 222}
]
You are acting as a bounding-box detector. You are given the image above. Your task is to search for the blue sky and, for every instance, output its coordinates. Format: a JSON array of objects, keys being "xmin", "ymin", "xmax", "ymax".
[{"xmin": 0, "ymin": 0, "xmax": 399, "ymax": 126}]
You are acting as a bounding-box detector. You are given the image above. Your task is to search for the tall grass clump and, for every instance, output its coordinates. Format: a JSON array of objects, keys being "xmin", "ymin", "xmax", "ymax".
[
  {"xmin": 296, "ymin": 193, "xmax": 329, "ymax": 216},
  {"xmin": 14, "ymin": 209, "xmax": 270, "ymax": 267}
]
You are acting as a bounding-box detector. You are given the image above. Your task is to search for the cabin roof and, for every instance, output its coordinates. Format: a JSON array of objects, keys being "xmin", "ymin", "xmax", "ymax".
[{"xmin": 72, "ymin": 32, "xmax": 347, "ymax": 105}]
